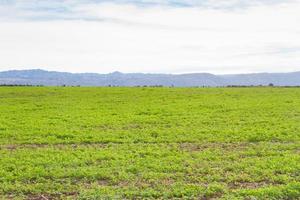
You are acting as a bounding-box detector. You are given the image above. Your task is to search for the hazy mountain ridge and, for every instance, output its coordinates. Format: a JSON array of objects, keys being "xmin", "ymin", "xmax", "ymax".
[{"xmin": 0, "ymin": 69, "xmax": 299, "ymax": 86}]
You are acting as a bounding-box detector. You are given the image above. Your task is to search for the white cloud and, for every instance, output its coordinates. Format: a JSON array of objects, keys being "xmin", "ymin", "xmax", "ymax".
[{"xmin": 0, "ymin": 0, "xmax": 300, "ymax": 74}]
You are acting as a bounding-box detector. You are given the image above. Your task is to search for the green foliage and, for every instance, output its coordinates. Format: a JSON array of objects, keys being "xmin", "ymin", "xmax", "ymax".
[{"xmin": 0, "ymin": 87, "xmax": 299, "ymax": 199}]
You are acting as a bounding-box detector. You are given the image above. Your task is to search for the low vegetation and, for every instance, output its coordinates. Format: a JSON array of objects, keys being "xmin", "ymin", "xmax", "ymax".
[{"xmin": 0, "ymin": 87, "xmax": 299, "ymax": 199}]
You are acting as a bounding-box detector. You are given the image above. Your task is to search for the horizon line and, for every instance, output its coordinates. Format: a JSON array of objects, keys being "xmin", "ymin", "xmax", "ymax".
[{"xmin": 1, "ymin": 68, "xmax": 300, "ymax": 76}]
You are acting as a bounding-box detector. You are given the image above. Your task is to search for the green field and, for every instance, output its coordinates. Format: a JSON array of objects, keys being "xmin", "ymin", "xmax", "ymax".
[{"xmin": 0, "ymin": 87, "xmax": 300, "ymax": 199}]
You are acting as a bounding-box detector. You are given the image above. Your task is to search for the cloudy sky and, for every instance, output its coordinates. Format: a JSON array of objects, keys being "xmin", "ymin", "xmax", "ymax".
[{"xmin": 0, "ymin": 0, "xmax": 300, "ymax": 74}]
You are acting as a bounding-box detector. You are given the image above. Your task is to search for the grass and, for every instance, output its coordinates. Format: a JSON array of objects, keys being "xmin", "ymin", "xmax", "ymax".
[{"xmin": 0, "ymin": 87, "xmax": 299, "ymax": 199}]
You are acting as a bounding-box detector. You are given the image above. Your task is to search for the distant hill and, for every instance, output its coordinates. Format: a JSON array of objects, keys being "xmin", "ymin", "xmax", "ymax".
[{"xmin": 0, "ymin": 69, "xmax": 299, "ymax": 86}]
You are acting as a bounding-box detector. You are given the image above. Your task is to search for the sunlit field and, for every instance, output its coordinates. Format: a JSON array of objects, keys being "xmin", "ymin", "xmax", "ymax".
[{"xmin": 0, "ymin": 87, "xmax": 299, "ymax": 199}]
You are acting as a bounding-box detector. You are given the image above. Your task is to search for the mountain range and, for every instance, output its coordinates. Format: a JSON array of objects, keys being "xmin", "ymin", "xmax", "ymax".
[{"xmin": 0, "ymin": 69, "xmax": 299, "ymax": 87}]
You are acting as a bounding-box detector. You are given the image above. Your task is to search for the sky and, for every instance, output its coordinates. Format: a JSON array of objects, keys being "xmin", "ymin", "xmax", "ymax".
[{"xmin": 0, "ymin": 0, "xmax": 300, "ymax": 74}]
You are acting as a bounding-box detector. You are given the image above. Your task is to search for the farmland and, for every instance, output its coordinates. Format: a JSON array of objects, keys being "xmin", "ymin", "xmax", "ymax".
[{"xmin": 0, "ymin": 87, "xmax": 299, "ymax": 199}]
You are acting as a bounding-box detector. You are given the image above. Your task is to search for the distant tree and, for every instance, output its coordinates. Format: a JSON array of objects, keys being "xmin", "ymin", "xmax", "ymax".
[{"xmin": 268, "ymin": 83, "xmax": 274, "ymax": 87}]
